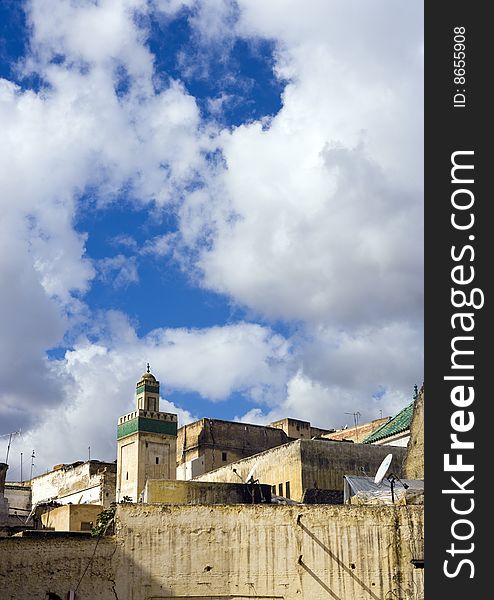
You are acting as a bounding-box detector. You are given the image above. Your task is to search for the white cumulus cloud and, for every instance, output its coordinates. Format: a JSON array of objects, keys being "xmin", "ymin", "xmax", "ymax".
[
  {"xmin": 8, "ymin": 313, "xmax": 293, "ymax": 476},
  {"xmin": 1, "ymin": 1, "xmax": 423, "ymax": 478}
]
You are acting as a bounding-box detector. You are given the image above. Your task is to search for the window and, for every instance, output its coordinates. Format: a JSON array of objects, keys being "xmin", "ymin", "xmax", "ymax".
[
  {"xmin": 278, "ymin": 483, "xmax": 283, "ymax": 496},
  {"xmin": 271, "ymin": 485, "xmax": 276, "ymax": 495},
  {"xmin": 155, "ymin": 456, "xmax": 160, "ymax": 464},
  {"xmin": 285, "ymin": 481, "xmax": 291, "ymax": 499},
  {"xmin": 222, "ymin": 452, "xmax": 227, "ymax": 462},
  {"xmin": 80, "ymin": 521, "xmax": 93, "ymax": 531},
  {"xmin": 126, "ymin": 472, "xmax": 129, "ymax": 480}
]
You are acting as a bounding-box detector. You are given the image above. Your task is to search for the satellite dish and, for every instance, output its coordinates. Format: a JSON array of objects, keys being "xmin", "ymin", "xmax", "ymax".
[
  {"xmin": 245, "ymin": 462, "xmax": 258, "ymax": 483},
  {"xmin": 374, "ymin": 453, "xmax": 393, "ymax": 485}
]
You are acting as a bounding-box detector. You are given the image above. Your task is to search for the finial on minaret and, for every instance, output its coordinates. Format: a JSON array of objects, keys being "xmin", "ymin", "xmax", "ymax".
[{"xmin": 147, "ymin": 362, "xmax": 150, "ymax": 373}]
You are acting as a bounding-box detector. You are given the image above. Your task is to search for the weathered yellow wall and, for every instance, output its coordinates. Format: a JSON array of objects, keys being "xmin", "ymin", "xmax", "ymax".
[
  {"xmin": 404, "ymin": 387, "xmax": 425, "ymax": 480},
  {"xmin": 136, "ymin": 432, "xmax": 176, "ymax": 499},
  {"xmin": 144, "ymin": 479, "xmax": 270, "ymax": 504},
  {"xmin": 114, "ymin": 504, "xmax": 423, "ymax": 600},
  {"xmin": 299, "ymin": 439, "xmax": 406, "ymax": 492},
  {"xmin": 0, "ymin": 536, "xmax": 116, "ymax": 599},
  {"xmin": 196, "ymin": 440, "xmax": 406, "ymax": 502},
  {"xmin": 117, "ymin": 435, "xmax": 139, "ymax": 500},
  {"xmin": 41, "ymin": 504, "xmax": 104, "ymax": 531},
  {"xmin": 117, "ymin": 431, "xmax": 176, "ymax": 502},
  {"xmin": 196, "ymin": 441, "xmax": 304, "ymax": 500},
  {"xmin": 0, "ymin": 503, "xmax": 424, "ymax": 600},
  {"xmin": 41, "ymin": 505, "xmax": 70, "ymax": 531}
]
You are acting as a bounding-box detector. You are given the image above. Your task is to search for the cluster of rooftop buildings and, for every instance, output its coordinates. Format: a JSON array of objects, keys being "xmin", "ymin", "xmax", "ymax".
[
  {"xmin": 1, "ymin": 367, "xmax": 422, "ymax": 534},
  {"xmin": 0, "ymin": 368, "xmax": 424, "ymax": 599}
]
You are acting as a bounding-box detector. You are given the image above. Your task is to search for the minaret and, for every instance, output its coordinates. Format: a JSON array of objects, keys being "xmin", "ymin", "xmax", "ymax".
[{"xmin": 116, "ymin": 365, "xmax": 177, "ymax": 502}]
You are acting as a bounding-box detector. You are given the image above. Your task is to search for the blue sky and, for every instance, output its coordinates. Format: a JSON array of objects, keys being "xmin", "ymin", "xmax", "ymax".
[{"xmin": 0, "ymin": 0, "xmax": 423, "ymax": 478}]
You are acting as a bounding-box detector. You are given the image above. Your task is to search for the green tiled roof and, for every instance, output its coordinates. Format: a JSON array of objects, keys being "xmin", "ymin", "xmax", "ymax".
[{"xmin": 362, "ymin": 401, "xmax": 414, "ymax": 444}]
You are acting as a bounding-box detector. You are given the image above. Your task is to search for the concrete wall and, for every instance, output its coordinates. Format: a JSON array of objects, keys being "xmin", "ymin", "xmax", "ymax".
[
  {"xmin": 4, "ymin": 484, "xmax": 31, "ymax": 516},
  {"xmin": 4, "ymin": 484, "xmax": 31, "ymax": 511},
  {"xmin": 144, "ymin": 479, "xmax": 271, "ymax": 505},
  {"xmin": 41, "ymin": 505, "xmax": 70, "ymax": 531},
  {"xmin": 177, "ymin": 418, "xmax": 291, "ymax": 479},
  {"xmin": 41, "ymin": 504, "xmax": 104, "ymax": 531},
  {"xmin": 31, "ymin": 461, "xmax": 116, "ymax": 508},
  {"xmin": 300, "ymin": 439, "xmax": 406, "ymax": 493},
  {"xmin": 176, "ymin": 453, "xmax": 206, "ymax": 480},
  {"xmin": 0, "ymin": 535, "xmax": 116, "ymax": 599},
  {"xmin": 196, "ymin": 439, "xmax": 406, "ymax": 502},
  {"xmin": 196, "ymin": 441, "xmax": 304, "ymax": 500},
  {"xmin": 404, "ymin": 387, "xmax": 425, "ymax": 480},
  {"xmin": 0, "ymin": 503, "xmax": 424, "ymax": 600}
]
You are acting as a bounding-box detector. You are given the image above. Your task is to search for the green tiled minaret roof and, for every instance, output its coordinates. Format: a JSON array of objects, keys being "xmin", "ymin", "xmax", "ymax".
[
  {"xmin": 117, "ymin": 416, "xmax": 177, "ymax": 440},
  {"xmin": 362, "ymin": 402, "xmax": 414, "ymax": 444},
  {"xmin": 117, "ymin": 364, "xmax": 178, "ymax": 439}
]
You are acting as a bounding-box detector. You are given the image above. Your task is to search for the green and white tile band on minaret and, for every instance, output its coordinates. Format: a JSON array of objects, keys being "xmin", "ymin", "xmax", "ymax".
[{"xmin": 116, "ymin": 365, "xmax": 177, "ymax": 502}]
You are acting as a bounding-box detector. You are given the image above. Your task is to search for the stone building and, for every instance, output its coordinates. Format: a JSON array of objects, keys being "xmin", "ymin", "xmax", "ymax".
[
  {"xmin": 30, "ymin": 460, "xmax": 116, "ymax": 508},
  {"xmin": 0, "ymin": 369, "xmax": 425, "ymax": 598},
  {"xmin": 116, "ymin": 366, "xmax": 177, "ymax": 501},
  {"xmin": 176, "ymin": 417, "xmax": 334, "ymax": 480},
  {"xmin": 268, "ymin": 417, "xmax": 334, "ymax": 439},
  {"xmin": 195, "ymin": 438, "xmax": 406, "ymax": 502},
  {"xmin": 177, "ymin": 418, "xmax": 291, "ymax": 479}
]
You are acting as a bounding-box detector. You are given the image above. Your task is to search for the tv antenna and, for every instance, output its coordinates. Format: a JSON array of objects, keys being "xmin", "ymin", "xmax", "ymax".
[
  {"xmin": 374, "ymin": 453, "xmax": 409, "ymax": 503},
  {"xmin": 29, "ymin": 450, "xmax": 36, "ymax": 481},
  {"xmin": 345, "ymin": 411, "xmax": 361, "ymax": 441},
  {"xmin": 2, "ymin": 430, "xmax": 21, "ymax": 464}
]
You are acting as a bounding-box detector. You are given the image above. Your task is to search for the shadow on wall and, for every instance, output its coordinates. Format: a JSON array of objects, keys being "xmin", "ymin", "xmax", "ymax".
[
  {"xmin": 0, "ymin": 503, "xmax": 424, "ymax": 600},
  {"xmin": 296, "ymin": 516, "xmax": 423, "ymax": 600},
  {"xmin": 298, "ymin": 560, "xmax": 343, "ymax": 600},
  {"xmin": 297, "ymin": 517, "xmax": 381, "ymax": 600}
]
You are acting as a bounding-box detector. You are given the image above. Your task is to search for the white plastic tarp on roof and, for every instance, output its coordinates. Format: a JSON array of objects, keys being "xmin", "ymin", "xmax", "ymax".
[{"xmin": 343, "ymin": 475, "xmax": 424, "ymax": 505}]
